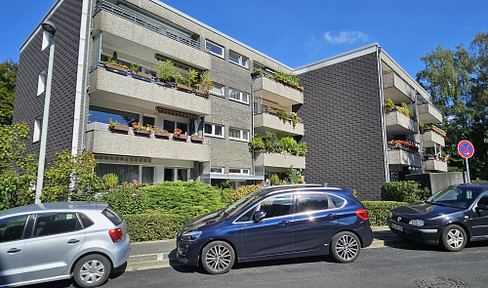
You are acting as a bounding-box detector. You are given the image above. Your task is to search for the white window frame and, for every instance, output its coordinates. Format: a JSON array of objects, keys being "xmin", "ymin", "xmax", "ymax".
[
  {"xmin": 209, "ymin": 83, "xmax": 225, "ymax": 97},
  {"xmin": 205, "ymin": 40, "xmax": 224, "ymax": 58},
  {"xmin": 210, "ymin": 167, "xmax": 224, "ymax": 174},
  {"xmin": 33, "ymin": 119, "xmax": 41, "ymax": 143},
  {"xmin": 205, "ymin": 123, "xmax": 224, "ymax": 138},
  {"xmin": 229, "ymin": 50, "xmax": 249, "ymax": 68},
  {"xmin": 37, "ymin": 71, "xmax": 46, "ymax": 96},
  {"xmin": 229, "ymin": 168, "xmax": 250, "ymax": 175},
  {"xmin": 228, "ymin": 88, "xmax": 249, "ymax": 104},
  {"xmin": 229, "ymin": 127, "xmax": 249, "ymax": 142}
]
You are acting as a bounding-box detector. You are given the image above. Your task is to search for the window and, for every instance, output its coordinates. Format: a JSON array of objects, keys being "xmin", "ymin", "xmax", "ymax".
[
  {"xmin": 229, "ymin": 168, "xmax": 250, "ymax": 175},
  {"xmin": 205, "ymin": 40, "xmax": 224, "ymax": 58},
  {"xmin": 229, "ymin": 88, "xmax": 249, "ymax": 104},
  {"xmin": 211, "ymin": 167, "xmax": 224, "ymax": 174},
  {"xmin": 78, "ymin": 213, "xmax": 94, "ymax": 228},
  {"xmin": 33, "ymin": 213, "xmax": 81, "ymax": 237},
  {"xmin": 96, "ymin": 163, "xmax": 139, "ymax": 184},
  {"xmin": 229, "ymin": 127, "xmax": 249, "ymax": 142},
  {"xmin": 0, "ymin": 215, "xmax": 28, "ymax": 243},
  {"xmin": 88, "ymin": 106, "xmax": 138, "ymax": 126},
  {"xmin": 102, "ymin": 207, "xmax": 123, "ymax": 226},
  {"xmin": 42, "ymin": 30, "xmax": 50, "ymax": 51},
  {"xmin": 297, "ymin": 194, "xmax": 329, "ymax": 213},
  {"xmin": 33, "ymin": 119, "xmax": 41, "ymax": 142},
  {"xmin": 328, "ymin": 194, "xmax": 346, "ymax": 208},
  {"xmin": 142, "ymin": 167, "xmax": 154, "ymax": 184},
  {"xmin": 164, "ymin": 120, "xmax": 188, "ymax": 135},
  {"xmin": 210, "ymin": 83, "xmax": 225, "ymax": 97},
  {"xmin": 229, "ymin": 50, "xmax": 249, "ymax": 68},
  {"xmin": 37, "ymin": 71, "xmax": 46, "ymax": 96},
  {"xmin": 258, "ymin": 195, "xmax": 294, "ymax": 219},
  {"xmin": 205, "ymin": 123, "xmax": 224, "ymax": 138},
  {"xmin": 164, "ymin": 168, "xmax": 188, "ymax": 182}
]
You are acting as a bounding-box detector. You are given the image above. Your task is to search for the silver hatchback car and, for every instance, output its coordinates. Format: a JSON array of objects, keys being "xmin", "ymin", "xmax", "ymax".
[{"xmin": 0, "ymin": 201, "xmax": 130, "ymax": 288}]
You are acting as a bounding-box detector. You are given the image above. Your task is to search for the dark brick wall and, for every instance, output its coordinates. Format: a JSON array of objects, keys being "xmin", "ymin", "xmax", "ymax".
[
  {"xmin": 13, "ymin": 0, "xmax": 83, "ymax": 164},
  {"xmin": 298, "ymin": 52, "xmax": 386, "ymax": 200}
]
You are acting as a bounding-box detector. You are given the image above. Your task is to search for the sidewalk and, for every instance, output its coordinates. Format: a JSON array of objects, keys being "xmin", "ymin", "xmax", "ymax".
[{"xmin": 126, "ymin": 226, "xmax": 402, "ymax": 271}]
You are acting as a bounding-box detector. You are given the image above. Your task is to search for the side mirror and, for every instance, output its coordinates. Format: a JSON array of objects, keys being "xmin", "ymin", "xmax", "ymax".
[{"xmin": 253, "ymin": 211, "xmax": 266, "ymax": 223}]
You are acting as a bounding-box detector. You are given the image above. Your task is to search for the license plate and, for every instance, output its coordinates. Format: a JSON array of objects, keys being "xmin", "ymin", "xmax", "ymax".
[{"xmin": 390, "ymin": 223, "xmax": 403, "ymax": 232}]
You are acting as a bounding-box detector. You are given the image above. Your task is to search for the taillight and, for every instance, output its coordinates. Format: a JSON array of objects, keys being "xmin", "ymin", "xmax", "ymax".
[
  {"xmin": 356, "ymin": 208, "xmax": 369, "ymax": 220},
  {"xmin": 109, "ymin": 228, "xmax": 123, "ymax": 243}
]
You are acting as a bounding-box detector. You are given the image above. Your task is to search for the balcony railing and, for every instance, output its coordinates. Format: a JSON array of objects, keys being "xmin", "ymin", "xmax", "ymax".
[
  {"xmin": 254, "ymin": 152, "xmax": 306, "ymax": 169},
  {"xmin": 388, "ymin": 148, "xmax": 421, "ymax": 168},
  {"xmin": 96, "ymin": 0, "xmax": 202, "ymax": 50}
]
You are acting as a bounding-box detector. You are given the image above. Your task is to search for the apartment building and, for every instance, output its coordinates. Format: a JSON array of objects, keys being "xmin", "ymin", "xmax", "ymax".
[
  {"xmin": 295, "ymin": 44, "xmax": 447, "ymax": 200},
  {"xmin": 13, "ymin": 0, "xmax": 306, "ymax": 188}
]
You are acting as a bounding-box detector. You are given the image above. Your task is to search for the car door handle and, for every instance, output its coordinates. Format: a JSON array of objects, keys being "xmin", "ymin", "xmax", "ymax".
[
  {"xmin": 326, "ymin": 214, "xmax": 337, "ymax": 219},
  {"xmin": 7, "ymin": 248, "xmax": 21, "ymax": 254},
  {"xmin": 67, "ymin": 239, "xmax": 80, "ymax": 244},
  {"xmin": 279, "ymin": 220, "xmax": 290, "ymax": 226}
]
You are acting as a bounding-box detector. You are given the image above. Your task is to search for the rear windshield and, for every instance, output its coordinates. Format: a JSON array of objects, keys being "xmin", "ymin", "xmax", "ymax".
[{"xmin": 102, "ymin": 206, "xmax": 123, "ymax": 225}]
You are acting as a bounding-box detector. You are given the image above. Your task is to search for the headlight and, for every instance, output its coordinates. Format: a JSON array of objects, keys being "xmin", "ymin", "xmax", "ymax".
[
  {"xmin": 388, "ymin": 212, "xmax": 393, "ymax": 218},
  {"xmin": 180, "ymin": 231, "xmax": 202, "ymax": 241},
  {"xmin": 409, "ymin": 219, "xmax": 425, "ymax": 227}
]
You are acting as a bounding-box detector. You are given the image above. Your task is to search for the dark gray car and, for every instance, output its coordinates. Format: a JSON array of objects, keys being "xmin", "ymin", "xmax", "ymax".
[{"xmin": 0, "ymin": 201, "xmax": 130, "ymax": 287}]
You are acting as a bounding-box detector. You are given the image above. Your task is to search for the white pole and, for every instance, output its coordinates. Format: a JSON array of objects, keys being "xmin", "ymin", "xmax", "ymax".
[
  {"xmin": 35, "ymin": 34, "xmax": 55, "ymax": 204},
  {"xmin": 465, "ymin": 158, "xmax": 471, "ymax": 184}
]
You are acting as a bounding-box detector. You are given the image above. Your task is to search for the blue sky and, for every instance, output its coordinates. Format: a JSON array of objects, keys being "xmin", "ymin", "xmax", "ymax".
[{"xmin": 1, "ymin": 0, "xmax": 487, "ymax": 78}]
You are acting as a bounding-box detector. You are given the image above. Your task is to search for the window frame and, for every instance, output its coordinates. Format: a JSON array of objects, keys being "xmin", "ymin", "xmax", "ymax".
[
  {"xmin": 228, "ymin": 127, "xmax": 249, "ymax": 142},
  {"xmin": 33, "ymin": 119, "xmax": 41, "ymax": 143},
  {"xmin": 228, "ymin": 88, "xmax": 249, "ymax": 104},
  {"xmin": 229, "ymin": 168, "xmax": 250, "ymax": 175},
  {"xmin": 205, "ymin": 123, "xmax": 224, "ymax": 138},
  {"xmin": 205, "ymin": 40, "xmax": 224, "ymax": 58},
  {"xmin": 229, "ymin": 50, "xmax": 249, "ymax": 68},
  {"xmin": 210, "ymin": 167, "xmax": 224, "ymax": 174},
  {"xmin": 209, "ymin": 83, "xmax": 225, "ymax": 97},
  {"xmin": 37, "ymin": 71, "xmax": 46, "ymax": 96}
]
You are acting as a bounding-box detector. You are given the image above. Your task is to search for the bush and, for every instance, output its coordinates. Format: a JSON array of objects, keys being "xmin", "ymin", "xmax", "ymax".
[
  {"xmin": 362, "ymin": 201, "xmax": 408, "ymax": 226},
  {"xmin": 100, "ymin": 183, "xmax": 148, "ymax": 215},
  {"xmin": 381, "ymin": 181, "xmax": 430, "ymax": 203},
  {"xmin": 141, "ymin": 181, "xmax": 233, "ymax": 217},
  {"xmin": 125, "ymin": 212, "xmax": 189, "ymax": 242},
  {"xmin": 230, "ymin": 185, "xmax": 261, "ymax": 203}
]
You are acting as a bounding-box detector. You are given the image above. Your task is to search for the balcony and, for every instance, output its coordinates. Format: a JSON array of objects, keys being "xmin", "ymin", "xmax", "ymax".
[
  {"xmin": 424, "ymin": 159, "xmax": 448, "ymax": 172},
  {"xmin": 421, "ymin": 129, "xmax": 445, "ymax": 148},
  {"xmin": 386, "ymin": 110, "xmax": 419, "ymax": 136},
  {"xmin": 254, "ymin": 112, "xmax": 304, "ymax": 137},
  {"xmin": 93, "ymin": 6, "xmax": 211, "ymax": 70},
  {"xmin": 85, "ymin": 128, "xmax": 210, "ymax": 162},
  {"xmin": 383, "ymin": 71, "xmax": 416, "ymax": 103},
  {"xmin": 418, "ymin": 103, "xmax": 442, "ymax": 124},
  {"xmin": 89, "ymin": 67, "xmax": 211, "ymax": 116},
  {"xmin": 255, "ymin": 152, "xmax": 306, "ymax": 170},
  {"xmin": 253, "ymin": 75, "xmax": 304, "ymax": 107},
  {"xmin": 388, "ymin": 148, "xmax": 421, "ymax": 168}
]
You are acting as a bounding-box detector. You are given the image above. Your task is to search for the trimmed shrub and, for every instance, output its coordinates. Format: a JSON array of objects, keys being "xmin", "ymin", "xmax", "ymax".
[
  {"xmin": 362, "ymin": 201, "xmax": 408, "ymax": 226},
  {"xmin": 125, "ymin": 212, "xmax": 189, "ymax": 242},
  {"xmin": 230, "ymin": 185, "xmax": 261, "ymax": 203},
  {"xmin": 100, "ymin": 183, "xmax": 148, "ymax": 215},
  {"xmin": 381, "ymin": 181, "xmax": 430, "ymax": 203}
]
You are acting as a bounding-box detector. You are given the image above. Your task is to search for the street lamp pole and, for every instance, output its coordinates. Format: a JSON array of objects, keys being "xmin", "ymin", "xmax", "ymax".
[{"xmin": 35, "ymin": 21, "xmax": 56, "ymax": 204}]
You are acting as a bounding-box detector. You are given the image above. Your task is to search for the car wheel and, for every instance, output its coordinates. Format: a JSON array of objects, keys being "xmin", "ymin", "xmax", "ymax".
[
  {"xmin": 73, "ymin": 254, "xmax": 111, "ymax": 288},
  {"xmin": 330, "ymin": 231, "xmax": 361, "ymax": 263},
  {"xmin": 201, "ymin": 241, "xmax": 235, "ymax": 274},
  {"xmin": 441, "ymin": 224, "xmax": 467, "ymax": 252}
]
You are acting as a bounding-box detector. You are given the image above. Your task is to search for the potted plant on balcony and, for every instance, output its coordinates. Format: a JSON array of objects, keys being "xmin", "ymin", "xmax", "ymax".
[
  {"xmin": 251, "ymin": 68, "xmax": 262, "ymax": 78},
  {"xmin": 176, "ymin": 76, "xmax": 193, "ymax": 92},
  {"xmin": 154, "ymin": 128, "xmax": 170, "ymax": 138},
  {"xmin": 108, "ymin": 119, "xmax": 129, "ymax": 133},
  {"xmin": 297, "ymin": 142, "xmax": 308, "ymax": 156},
  {"xmin": 172, "ymin": 128, "xmax": 188, "ymax": 141},
  {"xmin": 130, "ymin": 63, "xmax": 152, "ymax": 80},
  {"xmin": 190, "ymin": 133, "xmax": 204, "ymax": 143},
  {"xmin": 132, "ymin": 122, "xmax": 152, "ymax": 135},
  {"xmin": 249, "ymin": 136, "xmax": 265, "ymax": 152},
  {"xmin": 195, "ymin": 70, "xmax": 213, "ymax": 96},
  {"xmin": 384, "ymin": 98, "xmax": 395, "ymax": 112},
  {"xmin": 104, "ymin": 56, "xmax": 129, "ymax": 73},
  {"xmin": 154, "ymin": 59, "xmax": 177, "ymax": 86}
]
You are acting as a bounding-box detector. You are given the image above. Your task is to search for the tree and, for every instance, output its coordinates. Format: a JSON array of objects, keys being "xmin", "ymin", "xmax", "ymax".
[
  {"xmin": 417, "ymin": 33, "xmax": 488, "ymax": 180},
  {"xmin": 0, "ymin": 60, "xmax": 17, "ymax": 125},
  {"xmin": 0, "ymin": 123, "xmax": 37, "ymax": 210}
]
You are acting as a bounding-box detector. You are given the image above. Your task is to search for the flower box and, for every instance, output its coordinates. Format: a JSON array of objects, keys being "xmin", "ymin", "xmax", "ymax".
[
  {"xmin": 109, "ymin": 125, "xmax": 129, "ymax": 132},
  {"xmin": 105, "ymin": 63, "xmax": 129, "ymax": 73},
  {"xmin": 190, "ymin": 136, "xmax": 204, "ymax": 143},
  {"xmin": 194, "ymin": 89, "xmax": 209, "ymax": 96},
  {"xmin": 173, "ymin": 134, "xmax": 188, "ymax": 141},
  {"xmin": 134, "ymin": 129, "xmax": 151, "ymax": 135},
  {"xmin": 155, "ymin": 131, "xmax": 170, "ymax": 138},
  {"xmin": 131, "ymin": 71, "xmax": 153, "ymax": 80},
  {"xmin": 176, "ymin": 83, "xmax": 193, "ymax": 92}
]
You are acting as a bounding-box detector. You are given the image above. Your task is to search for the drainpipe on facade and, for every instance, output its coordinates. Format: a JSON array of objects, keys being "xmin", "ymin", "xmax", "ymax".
[
  {"xmin": 377, "ymin": 46, "xmax": 390, "ymax": 182},
  {"xmin": 414, "ymin": 93, "xmax": 424, "ymax": 174},
  {"xmin": 80, "ymin": 0, "xmax": 94, "ymax": 154},
  {"xmin": 251, "ymin": 83, "xmax": 255, "ymax": 178}
]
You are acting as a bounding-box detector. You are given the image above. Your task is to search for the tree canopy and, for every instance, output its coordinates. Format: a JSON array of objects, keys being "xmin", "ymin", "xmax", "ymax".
[
  {"xmin": 417, "ymin": 32, "xmax": 488, "ymax": 180},
  {"xmin": 0, "ymin": 60, "xmax": 17, "ymax": 125}
]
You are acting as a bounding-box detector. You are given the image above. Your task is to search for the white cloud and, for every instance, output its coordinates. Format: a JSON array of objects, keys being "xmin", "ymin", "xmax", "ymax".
[{"xmin": 323, "ymin": 31, "xmax": 368, "ymax": 44}]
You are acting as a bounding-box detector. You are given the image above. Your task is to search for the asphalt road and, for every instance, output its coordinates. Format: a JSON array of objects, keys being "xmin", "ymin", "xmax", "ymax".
[{"xmin": 27, "ymin": 241, "xmax": 488, "ymax": 288}]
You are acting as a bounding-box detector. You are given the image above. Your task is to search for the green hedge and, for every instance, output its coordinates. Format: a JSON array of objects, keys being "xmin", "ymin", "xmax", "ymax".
[
  {"xmin": 362, "ymin": 201, "xmax": 408, "ymax": 226},
  {"xmin": 124, "ymin": 212, "xmax": 190, "ymax": 242},
  {"xmin": 381, "ymin": 181, "xmax": 430, "ymax": 203}
]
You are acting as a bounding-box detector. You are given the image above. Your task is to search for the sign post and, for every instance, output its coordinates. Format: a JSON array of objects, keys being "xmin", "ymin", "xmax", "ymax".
[{"xmin": 457, "ymin": 140, "xmax": 474, "ymax": 183}]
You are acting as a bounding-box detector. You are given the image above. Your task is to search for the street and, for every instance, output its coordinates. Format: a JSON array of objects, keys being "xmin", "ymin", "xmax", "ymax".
[{"xmin": 27, "ymin": 240, "xmax": 488, "ymax": 288}]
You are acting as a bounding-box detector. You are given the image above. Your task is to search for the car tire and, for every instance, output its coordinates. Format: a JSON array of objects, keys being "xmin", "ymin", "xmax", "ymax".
[
  {"xmin": 441, "ymin": 224, "xmax": 467, "ymax": 252},
  {"xmin": 73, "ymin": 254, "xmax": 111, "ymax": 288},
  {"xmin": 201, "ymin": 241, "xmax": 235, "ymax": 274},
  {"xmin": 330, "ymin": 231, "xmax": 361, "ymax": 263}
]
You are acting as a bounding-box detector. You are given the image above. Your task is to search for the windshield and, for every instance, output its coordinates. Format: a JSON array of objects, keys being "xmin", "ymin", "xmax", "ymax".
[
  {"xmin": 426, "ymin": 186, "xmax": 482, "ymax": 209},
  {"xmin": 223, "ymin": 191, "xmax": 262, "ymax": 218}
]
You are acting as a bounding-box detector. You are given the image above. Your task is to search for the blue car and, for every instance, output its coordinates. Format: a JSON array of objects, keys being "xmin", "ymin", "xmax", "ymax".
[
  {"xmin": 388, "ymin": 183, "xmax": 488, "ymax": 251},
  {"xmin": 177, "ymin": 184, "xmax": 373, "ymax": 274}
]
